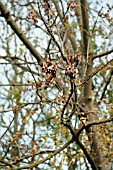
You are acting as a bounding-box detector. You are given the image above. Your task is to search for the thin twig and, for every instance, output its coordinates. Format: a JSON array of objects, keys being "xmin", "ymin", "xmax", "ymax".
[
  {"xmin": 100, "ymin": 69, "xmax": 113, "ymax": 100},
  {"xmin": 61, "ymin": 81, "xmax": 73, "ymax": 119},
  {"xmin": 0, "ymin": 117, "xmax": 14, "ymax": 140},
  {"xmin": 77, "ymin": 58, "xmax": 113, "ymax": 87},
  {"xmin": 0, "ymin": 83, "xmax": 33, "ymax": 86}
]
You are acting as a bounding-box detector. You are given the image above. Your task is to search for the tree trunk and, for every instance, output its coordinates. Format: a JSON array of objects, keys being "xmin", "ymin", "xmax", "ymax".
[{"xmin": 69, "ymin": 0, "xmax": 110, "ymax": 169}]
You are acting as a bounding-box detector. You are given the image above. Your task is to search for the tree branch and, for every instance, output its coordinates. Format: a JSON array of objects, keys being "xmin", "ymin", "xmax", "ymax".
[
  {"xmin": 92, "ymin": 48, "xmax": 113, "ymax": 60},
  {"xmin": 52, "ymin": 0, "xmax": 77, "ymax": 51},
  {"xmin": 0, "ymin": 117, "xmax": 14, "ymax": 140},
  {"xmin": 76, "ymin": 138, "xmax": 98, "ymax": 170},
  {"xmin": 0, "ymin": 1, "xmax": 44, "ymax": 65},
  {"xmin": 100, "ymin": 69, "xmax": 113, "ymax": 100},
  {"xmin": 77, "ymin": 116, "xmax": 113, "ymax": 136},
  {"xmin": 77, "ymin": 58, "xmax": 113, "ymax": 87},
  {"xmin": 0, "ymin": 83, "xmax": 33, "ymax": 87},
  {"xmin": 80, "ymin": 0, "xmax": 89, "ymax": 58},
  {"xmin": 12, "ymin": 139, "xmax": 73, "ymax": 169},
  {"xmin": 0, "ymin": 159, "xmax": 13, "ymax": 168},
  {"xmin": 64, "ymin": 123, "xmax": 98, "ymax": 170}
]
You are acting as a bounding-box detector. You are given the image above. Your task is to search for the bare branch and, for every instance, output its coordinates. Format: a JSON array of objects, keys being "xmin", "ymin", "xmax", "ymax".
[
  {"xmin": 0, "ymin": 1, "xmax": 44, "ymax": 65},
  {"xmin": 52, "ymin": 0, "xmax": 77, "ymax": 51},
  {"xmin": 77, "ymin": 117, "xmax": 113, "ymax": 136},
  {"xmin": 92, "ymin": 48, "xmax": 113, "ymax": 60},
  {"xmin": 61, "ymin": 81, "xmax": 73, "ymax": 119},
  {"xmin": 63, "ymin": 123, "xmax": 98, "ymax": 170},
  {"xmin": 11, "ymin": 139, "xmax": 73, "ymax": 170},
  {"xmin": 0, "ymin": 159, "xmax": 13, "ymax": 168},
  {"xmin": 100, "ymin": 69, "xmax": 113, "ymax": 100},
  {"xmin": 77, "ymin": 58, "xmax": 113, "ymax": 87},
  {"xmin": 0, "ymin": 83, "xmax": 33, "ymax": 86},
  {"xmin": 75, "ymin": 139, "xmax": 98, "ymax": 170},
  {"xmin": 0, "ymin": 117, "xmax": 14, "ymax": 140}
]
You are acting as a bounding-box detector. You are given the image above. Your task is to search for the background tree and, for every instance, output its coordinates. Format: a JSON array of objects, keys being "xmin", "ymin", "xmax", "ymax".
[{"xmin": 0, "ymin": 0, "xmax": 113, "ymax": 170}]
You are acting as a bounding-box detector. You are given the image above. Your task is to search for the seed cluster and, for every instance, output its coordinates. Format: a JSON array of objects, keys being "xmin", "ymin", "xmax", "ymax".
[{"xmin": 42, "ymin": 60, "xmax": 57, "ymax": 85}]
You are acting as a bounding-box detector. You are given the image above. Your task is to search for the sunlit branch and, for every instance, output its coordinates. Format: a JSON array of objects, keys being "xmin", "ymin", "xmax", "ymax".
[
  {"xmin": 0, "ymin": 159, "xmax": 13, "ymax": 168},
  {"xmin": 13, "ymin": 150, "xmax": 55, "ymax": 165},
  {"xmin": 12, "ymin": 139, "xmax": 73, "ymax": 170}
]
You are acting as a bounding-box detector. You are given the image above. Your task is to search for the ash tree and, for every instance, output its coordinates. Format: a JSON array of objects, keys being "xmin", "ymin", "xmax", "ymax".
[{"xmin": 0, "ymin": 0, "xmax": 113, "ymax": 170}]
